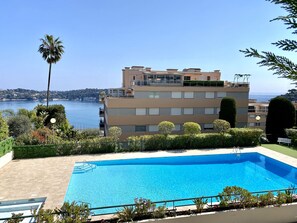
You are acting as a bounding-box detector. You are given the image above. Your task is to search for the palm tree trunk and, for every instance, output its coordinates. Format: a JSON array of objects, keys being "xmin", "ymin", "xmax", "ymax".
[{"xmin": 46, "ymin": 63, "xmax": 52, "ymax": 107}]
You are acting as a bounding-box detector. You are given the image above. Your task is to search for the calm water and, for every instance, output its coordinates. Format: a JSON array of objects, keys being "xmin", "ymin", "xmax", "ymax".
[
  {"xmin": 249, "ymin": 94, "xmax": 280, "ymax": 102},
  {"xmin": 0, "ymin": 101, "xmax": 101, "ymax": 129},
  {"xmin": 65, "ymin": 153, "xmax": 297, "ymax": 213}
]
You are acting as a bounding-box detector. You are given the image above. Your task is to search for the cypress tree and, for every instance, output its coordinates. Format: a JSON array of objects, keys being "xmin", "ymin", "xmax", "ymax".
[
  {"xmin": 219, "ymin": 97, "xmax": 236, "ymax": 128},
  {"xmin": 266, "ymin": 96, "xmax": 295, "ymax": 143}
]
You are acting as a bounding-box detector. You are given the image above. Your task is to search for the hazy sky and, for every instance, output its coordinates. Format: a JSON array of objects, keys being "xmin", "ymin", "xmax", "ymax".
[{"xmin": 0, "ymin": 0, "xmax": 295, "ymax": 94}]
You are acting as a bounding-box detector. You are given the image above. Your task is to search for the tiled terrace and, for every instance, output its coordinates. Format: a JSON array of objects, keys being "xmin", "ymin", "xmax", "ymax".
[{"xmin": 0, "ymin": 146, "xmax": 296, "ymax": 210}]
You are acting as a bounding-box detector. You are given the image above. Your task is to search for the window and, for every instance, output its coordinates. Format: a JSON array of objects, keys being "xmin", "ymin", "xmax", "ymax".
[
  {"xmin": 136, "ymin": 108, "xmax": 146, "ymax": 115},
  {"xmin": 172, "ymin": 92, "xmax": 182, "ymax": 98},
  {"xmin": 184, "ymin": 76, "xmax": 190, "ymax": 81},
  {"xmin": 149, "ymin": 108, "xmax": 159, "ymax": 115},
  {"xmin": 184, "ymin": 108, "xmax": 193, "ymax": 115},
  {"xmin": 205, "ymin": 92, "xmax": 215, "ymax": 98},
  {"xmin": 207, "ymin": 76, "xmax": 211, "ymax": 81},
  {"xmin": 217, "ymin": 92, "xmax": 226, "ymax": 98},
  {"xmin": 171, "ymin": 108, "xmax": 182, "ymax": 115},
  {"xmin": 184, "ymin": 92, "xmax": 194, "ymax": 98},
  {"xmin": 204, "ymin": 123, "xmax": 214, "ymax": 130},
  {"xmin": 216, "ymin": 108, "xmax": 220, "ymax": 114},
  {"xmin": 148, "ymin": 125, "xmax": 158, "ymax": 132},
  {"xmin": 135, "ymin": 125, "xmax": 146, "ymax": 132},
  {"xmin": 255, "ymin": 122, "xmax": 261, "ymax": 126},
  {"xmin": 174, "ymin": 124, "xmax": 181, "ymax": 131},
  {"xmin": 149, "ymin": 92, "xmax": 159, "ymax": 98},
  {"xmin": 249, "ymin": 114, "xmax": 255, "ymax": 118},
  {"xmin": 205, "ymin": 108, "xmax": 214, "ymax": 114}
]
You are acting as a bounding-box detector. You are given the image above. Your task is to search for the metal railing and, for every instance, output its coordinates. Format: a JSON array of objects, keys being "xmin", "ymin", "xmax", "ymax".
[{"xmin": 2, "ymin": 187, "xmax": 294, "ymax": 222}]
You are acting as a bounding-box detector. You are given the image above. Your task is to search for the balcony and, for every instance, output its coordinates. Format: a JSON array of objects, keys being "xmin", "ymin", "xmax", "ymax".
[
  {"xmin": 99, "ymin": 108, "xmax": 104, "ymax": 117},
  {"xmin": 183, "ymin": 80, "xmax": 224, "ymax": 87}
]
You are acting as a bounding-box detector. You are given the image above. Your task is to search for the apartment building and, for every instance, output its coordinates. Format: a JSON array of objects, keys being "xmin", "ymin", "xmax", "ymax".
[
  {"xmin": 248, "ymin": 100, "xmax": 268, "ymax": 130},
  {"xmin": 100, "ymin": 66, "xmax": 249, "ymax": 139}
]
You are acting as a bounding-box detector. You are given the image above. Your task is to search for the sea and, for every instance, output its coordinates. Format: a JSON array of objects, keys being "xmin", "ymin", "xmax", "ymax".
[
  {"xmin": 0, "ymin": 100, "xmax": 102, "ymax": 129},
  {"xmin": 0, "ymin": 94, "xmax": 280, "ymax": 129}
]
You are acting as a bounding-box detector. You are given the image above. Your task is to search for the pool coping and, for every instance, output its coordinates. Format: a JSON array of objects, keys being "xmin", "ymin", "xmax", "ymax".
[{"xmin": 0, "ymin": 146, "xmax": 296, "ymax": 211}]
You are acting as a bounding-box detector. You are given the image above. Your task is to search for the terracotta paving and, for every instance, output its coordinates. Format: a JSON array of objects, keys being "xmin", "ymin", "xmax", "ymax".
[{"xmin": 0, "ymin": 146, "xmax": 296, "ymax": 209}]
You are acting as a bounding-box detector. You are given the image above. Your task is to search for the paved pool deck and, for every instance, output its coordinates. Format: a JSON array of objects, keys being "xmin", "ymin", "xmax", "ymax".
[{"xmin": 0, "ymin": 146, "xmax": 296, "ymax": 210}]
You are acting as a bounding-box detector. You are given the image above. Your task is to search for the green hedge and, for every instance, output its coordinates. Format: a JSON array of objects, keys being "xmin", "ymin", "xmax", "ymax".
[
  {"xmin": 12, "ymin": 128, "xmax": 264, "ymax": 159},
  {"xmin": 227, "ymin": 128, "xmax": 263, "ymax": 147},
  {"xmin": 0, "ymin": 137, "xmax": 14, "ymax": 157},
  {"xmin": 13, "ymin": 137, "xmax": 116, "ymax": 159}
]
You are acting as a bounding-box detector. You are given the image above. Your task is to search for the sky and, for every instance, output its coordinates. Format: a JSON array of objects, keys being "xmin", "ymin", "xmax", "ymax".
[{"xmin": 0, "ymin": 0, "xmax": 296, "ymax": 94}]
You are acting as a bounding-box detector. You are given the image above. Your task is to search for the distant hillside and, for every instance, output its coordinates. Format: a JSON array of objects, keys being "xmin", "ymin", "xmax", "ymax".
[
  {"xmin": 0, "ymin": 88, "xmax": 104, "ymax": 102},
  {"xmin": 281, "ymin": 89, "xmax": 297, "ymax": 102}
]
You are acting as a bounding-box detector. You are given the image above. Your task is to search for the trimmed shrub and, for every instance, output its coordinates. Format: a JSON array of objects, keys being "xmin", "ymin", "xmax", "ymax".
[
  {"xmin": 228, "ymin": 128, "xmax": 263, "ymax": 146},
  {"xmin": 213, "ymin": 119, "xmax": 231, "ymax": 135},
  {"xmin": 127, "ymin": 136, "xmax": 143, "ymax": 151},
  {"xmin": 108, "ymin": 126, "xmax": 122, "ymax": 140},
  {"xmin": 143, "ymin": 134, "xmax": 170, "ymax": 151},
  {"xmin": 0, "ymin": 112, "xmax": 9, "ymax": 141},
  {"xmin": 158, "ymin": 121, "xmax": 175, "ymax": 137},
  {"xmin": 183, "ymin": 122, "xmax": 201, "ymax": 135},
  {"xmin": 13, "ymin": 144, "xmax": 57, "ymax": 159},
  {"xmin": 266, "ymin": 96, "xmax": 295, "ymax": 143},
  {"xmin": 0, "ymin": 137, "xmax": 14, "ymax": 157},
  {"xmin": 219, "ymin": 97, "xmax": 236, "ymax": 128}
]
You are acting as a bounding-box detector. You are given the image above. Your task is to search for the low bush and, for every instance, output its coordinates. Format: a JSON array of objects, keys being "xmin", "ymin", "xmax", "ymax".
[{"xmin": 285, "ymin": 128, "xmax": 297, "ymax": 146}]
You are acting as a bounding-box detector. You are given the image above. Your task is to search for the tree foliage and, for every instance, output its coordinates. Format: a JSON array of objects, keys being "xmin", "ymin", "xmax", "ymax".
[
  {"xmin": 7, "ymin": 115, "xmax": 32, "ymax": 138},
  {"xmin": 213, "ymin": 119, "xmax": 231, "ymax": 135},
  {"xmin": 183, "ymin": 122, "xmax": 201, "ymax": 135},
  {"xmin": 0, "ymin": 112, "xmax": 9, "ymax": 141},
  {"xmin": 158, "ymin": 121, "xmax": 175, "ymax": 136},
  {"xmin": 38, "ymin": 34, "xmax": 64, "ymax": 107},
  {"xmin": 219, "ymin": 97, "xmax": 236, "ymax": 128},
  {"xmin": 266, "ymin": 96, "xmax": 295, "ymax": 142},
  {"xmin": 240, "ymin": 0, "xmax": 297, "ymax": 81}
]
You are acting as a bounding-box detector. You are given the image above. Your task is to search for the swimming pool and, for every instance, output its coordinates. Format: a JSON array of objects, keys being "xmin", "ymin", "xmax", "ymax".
[{"xmin": 64, "ymin": 152, "xmax": 297, "ymax": 212}]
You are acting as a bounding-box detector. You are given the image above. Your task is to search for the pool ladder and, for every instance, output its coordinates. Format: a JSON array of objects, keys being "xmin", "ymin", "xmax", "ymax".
[
  {"xmin": 73, "ymin": 163, "xmax": 96, "ymax": 174},
  {"xmin": 233, "ymin": 147, "xmax": 241, "ymax": 158}
]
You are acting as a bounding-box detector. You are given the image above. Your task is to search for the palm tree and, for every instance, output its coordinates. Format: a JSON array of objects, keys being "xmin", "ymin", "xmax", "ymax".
[{"xmin": 38, "ymin": 34, "xmax": 64, "ymax": 107}]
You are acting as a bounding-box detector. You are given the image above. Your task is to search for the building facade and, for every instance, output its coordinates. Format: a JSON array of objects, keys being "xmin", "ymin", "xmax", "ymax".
[{"xmin": 100, "ymin": 66, "xmax": 249, "ymax": 139}]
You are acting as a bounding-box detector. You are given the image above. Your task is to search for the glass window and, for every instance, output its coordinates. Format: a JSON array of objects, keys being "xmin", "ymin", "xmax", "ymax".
[
  {"xmin": 205, "ymin": 92, "xmax": 215, "ymax": 98},
  {"xmin": 148, "ymin": 125, "xmax": 158, "ymax": 132},
  {"xmin": 204, "ymin": 123, "xmax": 214, "ymax": 130},
  {"xmin": 174, "ymin": 124, "xmax": 181, "ymax": 131},
  {"xmin": 149, "ymin": 92, "xmax": 159, "ymax": 98},
  {"xmin": 172, "ymin": 92, "xmax": 182, "ymax": 98},
  {"xmin": 149, "ymin": 108, "xmax": 159, "ymax": 115},
  {"xmin": 216, "ymin": 108, "xmax": 220, "ymax": 114},
  {"xmin": 217, "ymin": 92, "xmax": 226, "ymax": 98},
  {"xmin": 171, "ymin": 108, "xmax": 182, "ymax": 115},
  {"xmin": 136, "ymin": 108, "xmax": 146, "ymax": 115},
  {"xmin": 184, "ymin": 92, "xmax": 194, "ymax": 98},
  {"xmin": 184, "ymin": 108, "xmax": 193, "ymax": 115},
  {"xmin": 135, "ymin": 125, "xmax": 146, "ymax": 132},
  {"xmin": 184, "ymin": 76, "xmax": 190, "ymax": 81},
  {"xmin": 249, "ymin": 123, "xmax": 255, "ymax": 127},
  {"xmin": 205, "ymin": 108, "xmax": 214, "ymax": 114}
]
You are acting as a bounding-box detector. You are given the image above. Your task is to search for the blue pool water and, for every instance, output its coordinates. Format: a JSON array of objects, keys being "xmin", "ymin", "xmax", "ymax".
[{"xmin": 64, "ymin": 153, "xmax": 297, "ymax": 211}]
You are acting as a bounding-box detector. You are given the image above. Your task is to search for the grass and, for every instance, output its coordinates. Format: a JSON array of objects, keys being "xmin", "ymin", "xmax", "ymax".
[{"xmin": 261, "ymin": 144, "xmax": 297, "ymax": 159}]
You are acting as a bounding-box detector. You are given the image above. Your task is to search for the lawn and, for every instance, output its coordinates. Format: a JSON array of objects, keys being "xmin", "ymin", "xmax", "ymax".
[{"xmin": 262, "ymin": 144, "xmax": 297, "ymax": 159}]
